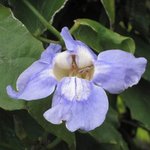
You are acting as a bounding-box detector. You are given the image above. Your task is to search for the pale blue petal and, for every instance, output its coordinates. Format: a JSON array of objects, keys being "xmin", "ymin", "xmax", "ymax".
[
  {"xmin": 60, "ymin": 27, "xmax": 76, "ymax": 51},
  {"xmin": 76, "ymin": 41, "xmax": 97, "ymax": 60},
  {"xmin": 43, "ymin": 77, "xmax": 108, "ymax": 132},
  {"xmin": 16, "ymin": 61, "xmax": 47, "ymax": 91},
  {"xmin": 61, "ymin": 27, "xmax": 97, "ymax": 70},
  {"xmin": 43, "ymin": 101, "xmax": 71, "ymax": 124},
  {"xmin": 12, "ymin": 43, "xmax": 61, "ymax": 94},
  {"xmin": 93, "ymin": 50, "xmax": 147, "ymax": 94},
  {"xmin": 40, "ymin": 43, "xmax": 61, "ymax": 64},
  {"xmin": 7, "ymin": 68, "xmax": 57, "ymax": 100}
]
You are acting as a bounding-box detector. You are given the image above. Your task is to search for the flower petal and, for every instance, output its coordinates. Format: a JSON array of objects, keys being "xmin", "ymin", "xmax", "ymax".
[
  {"xmin": 61, "ymin": 27, "xmax": 97, "ymax": 68},
  {"xmin": 93, "ymin": 50, "xmax": 147, "ymax": 94},
  {"xmin": 40, "ymin": 43, "xmax": 61, "ymax": 64},
  {"xmin": 75, "ymin": 41, "xmax": 97, "ymax": 68},
  {"xmin": 16, "ymin": 61, "xmax": 47, "ymax": 91},
  {"xmin": 43, "ymin": 77, "xmax": 108, "ymax": 132},
  {"xmin": 16, "ymin": 43, "xmax": 61, "ymax": 91},
  {"xmin": 60, "ymin": 27, "xmax": 76, "ymax": 51},
  {"xmin": 7, "ymin": 68, "xmax": 57, "ymax": 100},
  {"xmin": 53, "ymin": 51, "xmax": 72, "ymax": 70}
]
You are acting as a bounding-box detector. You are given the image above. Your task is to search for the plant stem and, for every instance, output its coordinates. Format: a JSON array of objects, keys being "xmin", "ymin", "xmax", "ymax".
[
  {"xmin": 22, "ymin": 0, "xmax": 63, "ymax": 43},
  {"xmin": 37, "ymin": 36, "xmax": 60, "ymax": 44},
  {"xmin": 70, "ymin": 20, "xmax": 80, "ymax": 34},
  {"xmin": 47, "ymin": 138, "xmax": 61, "ymax": 149}
]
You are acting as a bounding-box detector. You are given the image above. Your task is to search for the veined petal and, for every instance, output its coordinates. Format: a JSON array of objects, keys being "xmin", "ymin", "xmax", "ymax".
[
  {"xmin": 93, "ymin": 50, "xmax": 147, "ymax": 94},
  {"xmin": 40, "ymin": 43, "xmax": 61, "ymax": 64},
  {"xmin": 7, "ymin": 68, "xmax": 57, "ymax": 100},
  {"xmin": 43, "ymin": 77, "xmax": 108, "ymax": 132},
  {"xmin": 58, "ymin": 77, "xmax": 91, "ymax": 101}
]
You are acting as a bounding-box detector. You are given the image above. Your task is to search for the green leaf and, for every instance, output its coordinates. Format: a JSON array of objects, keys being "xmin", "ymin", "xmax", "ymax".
[
  {"xmin": 0, "ymin": 109, "xmax": 24, "ymax": 150},
  {"xmin": 120, "ymin": 81, "xmax": 150, "ymax": 130},
  {"xmin": 106, "ymin": 106, "xmax": 119, "ymax": 128},
  {"xmin": 13, "ymin": 110, "xmax": 44, "ymax": 141},
  {"xmin": 90, "ymin": 122, "xmax": 128, "ymax": 150},
  {"xmin": 9, "ymin": 0, "xmax": 69, "ymax": 34},
  {"xmin": 136, "ymin": 127, "xmax": 150, "ymax": 143},
  {"xmin": 100, "ymin": 0, "xmax": 115, "ymax": 25},
  {"xmin": 134, "ymin": 127, "xmax": 150, "ymax": 149},
  {"xmin": 0, "ymin": 4, "xmax": 43, "ymax": 110},
  {"xmin": 71, "ymin": 19, "xmax": 135, "ymax": 53},
  {"xmin": 27, "ymin": 98, "xmax": 76, "ymax": 149},
  {"xmin": 89, "ymin": 107, "xmax": 128, "ymax": 150}
]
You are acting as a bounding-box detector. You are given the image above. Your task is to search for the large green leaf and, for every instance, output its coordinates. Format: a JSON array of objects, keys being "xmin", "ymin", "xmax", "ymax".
[
  {"xmin": 100, "ymin": 0, "xmax": 115, "ymax": 25},
  {"xmin": 9, "ymin": 0, "xmax": 69, "ymax": 33},
  {"xmin": 71, "ymin": 19, "xmax": 135, "ymax": 53},
  {"xmin": 120, "ymin": 81, "xmax": 150, "ymax": 131},
  {"xmin": 0, "ymin": 4, "xmax": 43, "ymax": 110},
  {"xmin": 89, "ymin": 107, "xmax": 129, "ymax": 150},
  {"xmin": 27, "ymin": 98, "xmax": 76, "ymax": 149}
]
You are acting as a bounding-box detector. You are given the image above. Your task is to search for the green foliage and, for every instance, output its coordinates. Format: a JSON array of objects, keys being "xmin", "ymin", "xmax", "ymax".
[
  {"xmin": 0, "ymin": 4, "xmax": 43, "ymax": 110},
  {"xmin": 90, "ymin": 107, "xmax": 129, "ymax": 150},
  {"xmin": 0, "ymin": 0, "xmax": 150, "ymax": 149},
  {"xmin": 71, "ymin": 19, "xmax": 135, "ymax": 53},
  {"xmin": 100, "ymin": 0, "xmax": 115, "ymax": 25},
  {"xmin": 9, "ymin": 0, "xmax": 69, "ymax": 34},
  {"xmin": 121, "ymin": 81, "xmax": 150, "ymax": 131},
  {"xmin": 27, "ymin": 98, "xmax": 76, "ymax": 149},
  {"xmin": 0, "ymin": 109, "xmax": 23, "ymax": 150}
]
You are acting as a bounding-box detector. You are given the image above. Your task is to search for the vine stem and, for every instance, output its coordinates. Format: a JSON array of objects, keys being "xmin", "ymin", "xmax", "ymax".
[
  {"xmin": 37, "ymin": 36, "xmax": 60, "ymax": 44},
  {"xmin": 22, "ymin": 0, "xmax": 63, "ymax": 44}
]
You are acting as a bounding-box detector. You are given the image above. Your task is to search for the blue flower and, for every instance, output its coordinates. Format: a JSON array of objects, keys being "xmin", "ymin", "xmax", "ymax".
[{"xmin": 7, "ymin": 27, "xmax": 147, "ymax": 132}]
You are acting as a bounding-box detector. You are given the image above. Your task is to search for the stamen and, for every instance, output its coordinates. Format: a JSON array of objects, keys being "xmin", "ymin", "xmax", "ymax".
[
  {"xmin": 67, "ymin": 55, "xmax": 94, "ymax": 80},
  {"xmin": 78, "ymin": 65, "xmax": 93, "ymax": 74},
  {"xmin": 69, "ymin": 55, "xmax": 78, "ymax": 76}
]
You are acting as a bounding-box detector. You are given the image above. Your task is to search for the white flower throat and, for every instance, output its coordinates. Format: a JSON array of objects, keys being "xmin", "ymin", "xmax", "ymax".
[
  {"xmin": 69, "ymin": 55, "xmax": 94, "ymax": 80},
  {"xmin": 53, "ymin": 51, "xmax": 94, "ymax": 81}
]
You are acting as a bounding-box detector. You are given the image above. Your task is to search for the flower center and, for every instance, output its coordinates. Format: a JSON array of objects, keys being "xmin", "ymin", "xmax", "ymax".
[
  {"xmin": 53, "ymin": 52, "xmax": 94, "ymax": 81},
  {"xmin": 69, "ymin": 55, "xmax": 94, "ymax": 80}
]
